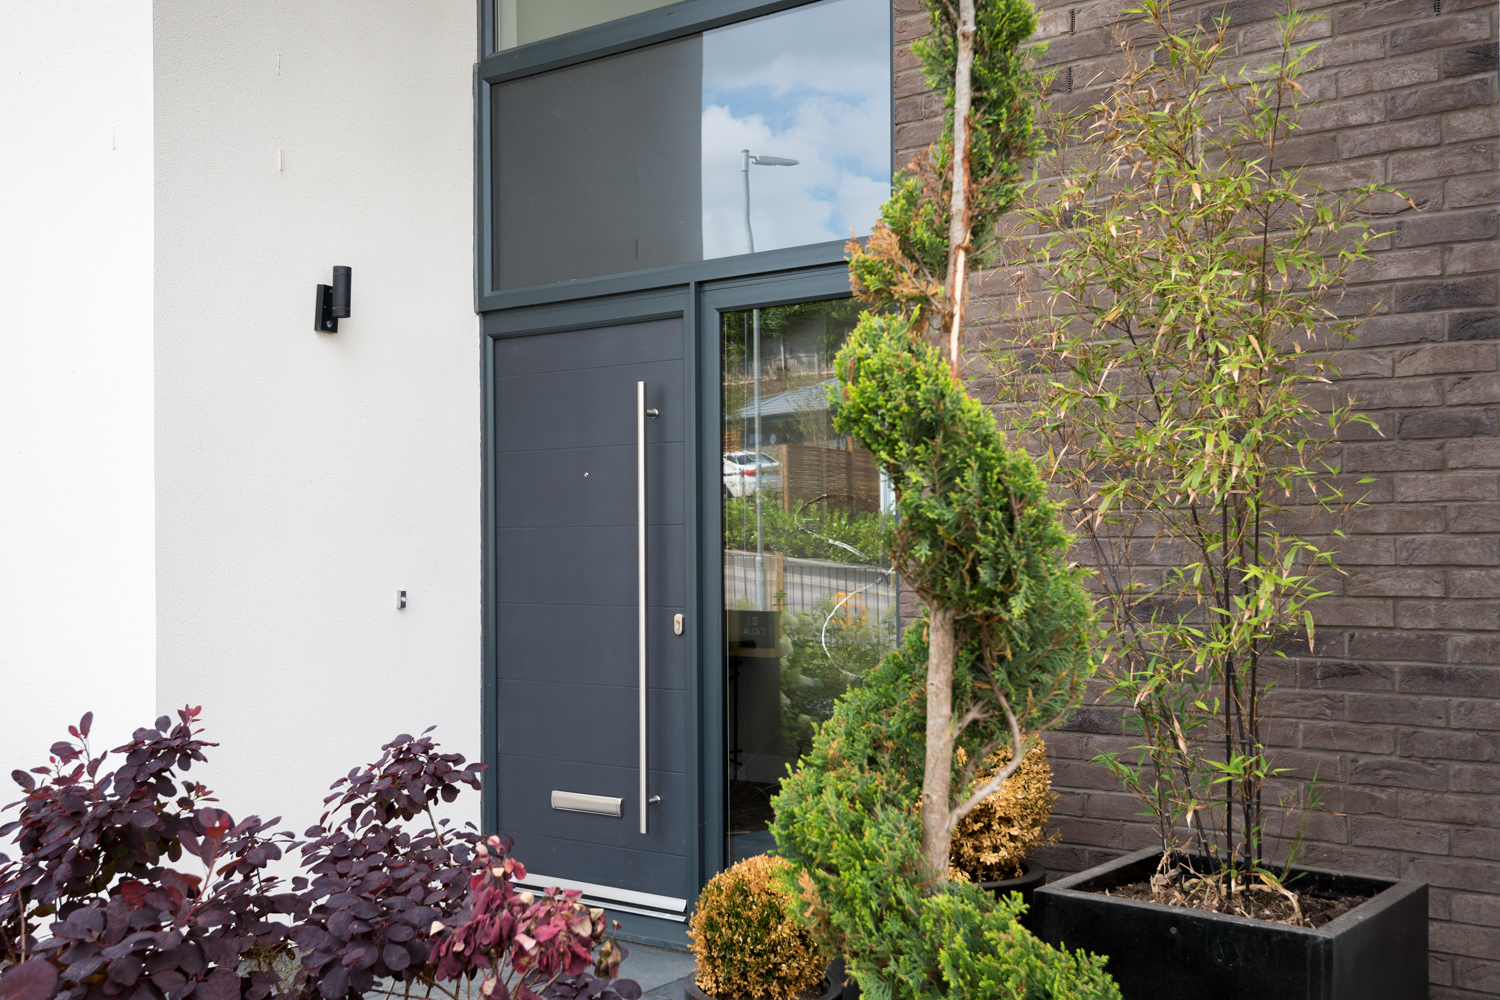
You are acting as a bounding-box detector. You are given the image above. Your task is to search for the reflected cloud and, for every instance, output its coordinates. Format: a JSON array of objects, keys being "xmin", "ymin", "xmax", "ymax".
[{"xmin": 701, "ymin": 0, "xmax": 891, "ymax": 258}]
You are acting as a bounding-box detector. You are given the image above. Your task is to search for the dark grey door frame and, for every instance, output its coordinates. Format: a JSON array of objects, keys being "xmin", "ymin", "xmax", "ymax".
[
  {"xmin": 474, "ymin": 0, "xmax": 889, "ymax": 940},
  {"xmin": 480, "ymin": 265, "xmax": 851, "ymax": 913}
]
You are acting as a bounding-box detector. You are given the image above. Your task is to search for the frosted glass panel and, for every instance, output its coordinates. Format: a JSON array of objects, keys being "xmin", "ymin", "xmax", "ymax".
[
  {"xmin": 701, "ymin": 0, "xmax": 891, "ymax": 258},
  {"xmin": 497, "ymin": 0, "xmax": 692, "ymax": 50},
  {"xmin": 493, "ymin": 38, "xmax": 702, "ymax": 290}
]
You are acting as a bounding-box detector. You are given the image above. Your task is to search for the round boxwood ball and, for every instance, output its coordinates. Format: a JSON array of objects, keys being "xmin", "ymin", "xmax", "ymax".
[{"xmin": 688, "ymin": 854, "xmax": 828, "ymax": 1000}]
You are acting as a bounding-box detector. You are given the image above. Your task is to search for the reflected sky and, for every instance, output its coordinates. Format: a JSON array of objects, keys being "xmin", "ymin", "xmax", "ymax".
[{"xmin": 702, "ymin": 0, "xmax": 891, "ymax": 258}]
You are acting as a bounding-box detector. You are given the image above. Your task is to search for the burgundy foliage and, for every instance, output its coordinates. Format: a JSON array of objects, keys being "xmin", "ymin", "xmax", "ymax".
[
  {"xmin": 429, "ymin": 837, "xmax": 639, "ymax": 1000},
  {"xmin": 288, "ymin": 730, "xmax": 485, "ymax": 1000},
  {"xmin": 0, "ymin": 959, "xmax": 59, "ymax": 1000},
  {"xmin": 3, "ymin": 712, "xmax": 641, "ymax": 1000},
  {"xmin": 0, "ymin": 709, "xmax": 299, "ymax": 1000}
]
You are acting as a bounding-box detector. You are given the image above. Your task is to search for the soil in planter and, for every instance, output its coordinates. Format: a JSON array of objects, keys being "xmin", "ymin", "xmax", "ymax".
[{"xmin": 1096, "ymin": 875, "xmax": 1369, "ymax": 929}]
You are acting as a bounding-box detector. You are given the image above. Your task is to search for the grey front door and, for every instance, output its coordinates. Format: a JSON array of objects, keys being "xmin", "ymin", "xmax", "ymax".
[{"xmin": 492, "ymin": 317, "xmax": 689, "ymax": 922}]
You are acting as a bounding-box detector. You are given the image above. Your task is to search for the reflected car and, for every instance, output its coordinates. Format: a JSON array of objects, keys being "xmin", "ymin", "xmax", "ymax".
[{"xmin": 723, "ymin": 451, "xmax": 782, "ymax": 498}]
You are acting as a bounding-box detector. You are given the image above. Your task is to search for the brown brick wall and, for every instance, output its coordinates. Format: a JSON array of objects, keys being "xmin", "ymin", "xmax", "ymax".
[{"xmin": 892, "ymin": 0, "xmax": 1499, "ymax": 994}]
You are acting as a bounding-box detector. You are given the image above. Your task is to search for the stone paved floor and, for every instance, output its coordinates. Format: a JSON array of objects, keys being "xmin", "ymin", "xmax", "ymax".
[{"xmin": 618, "ymin": 942, "xmax": 697, "ymax": 1000}]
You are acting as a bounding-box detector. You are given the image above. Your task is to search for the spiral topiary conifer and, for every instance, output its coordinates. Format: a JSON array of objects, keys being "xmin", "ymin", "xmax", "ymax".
[
  {"xmin": 771, "ymin": 317, "xmax": 1117, "ymax": 1000},
  {"xmin": 766, "ymin": 0, "xmax": 1119, "ymax": 995}
]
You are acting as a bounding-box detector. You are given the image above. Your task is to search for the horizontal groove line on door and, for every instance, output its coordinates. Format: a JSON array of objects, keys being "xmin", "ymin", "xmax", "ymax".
[
  {"xmin": 495, "ymin": 673, "xmax": 688, "ymax": 689},
  {"xmin": 497, "ymin": 829, "xmax": 690, "ymax": 865},
  {"xmin": 495, "ymin": 442, "xmax": 685, "ymax": 455},
  {"xmin": 494, "ymin": 529, "xmax": 686, "ymax": 536},
  {"xmin": 492, "ymin": 527, "xmax": 687, "ymax": 536},
  {"xmin": 494, "ymin": 358, "xmax": 684, "ymax": 379},
  {"xmin": 495, "ymin": 751, "xmax": 687, "ymax": 776},
  {"xmin": 499, "ymin": 754, "xmax": 687, "ymax": 771},
  {"xmin": 501, "ymin": 683, "xmax": 693, "ymax": 692},
  {"xmin": 498, "ymin": 682, "xmax": 688, "ymax": 694},
  {"xmin": 495, "ymin": 601, "xmax": 688, "ymax": 611},
  {"xmin": 494, "ymin": 520, "xmax": 685, "ymax": 526},
  {"xmin": 493, "ymin": 442, "xmax": 685, "ymax": 456}
]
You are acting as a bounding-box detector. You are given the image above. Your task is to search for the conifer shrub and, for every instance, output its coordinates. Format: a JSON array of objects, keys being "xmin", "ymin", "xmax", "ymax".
[
  {"xmin": 949, "ymin": 739, "xmax": 1057, "ymax": 884},
  {"xmin": 766, "ymin": 317, "xmax": 1118, "ymax": 999},
  {"xmin": 772, "ymin": 627, "xmax": 1118, "ymax": 1000},
  {"xmin": 755, "ymin": 0, "xmax": 1117, "ymax": 988},
  {"xmin": 687, "ymin": 856, "xmax": 828, "ymax": 1000}
]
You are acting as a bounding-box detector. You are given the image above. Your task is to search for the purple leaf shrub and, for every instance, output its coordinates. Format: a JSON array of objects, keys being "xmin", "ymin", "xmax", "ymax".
[
  {"xmin": 2, "ymin": 714, "xmax": 640, "ymax": 1000},
  {"xmin": 428, "ymin": 836, "xmax": 640, "ymax": 1000},
  {"xmin": 0, "ymin": 709, "xmax": 300, "ymax": 1000},
  {"xmin": 0, "ymin": 959, "xmax": 59, "ymax": 1000},
  {"xmin": 288, "ymin": 730, "xmax": 484, "ymax": 1000}
]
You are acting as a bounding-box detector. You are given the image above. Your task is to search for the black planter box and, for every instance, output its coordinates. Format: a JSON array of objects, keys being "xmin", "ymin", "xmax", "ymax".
[{"xmin": 1032, "ymin": 846, "xmax": 1428, "ymax": 1000}]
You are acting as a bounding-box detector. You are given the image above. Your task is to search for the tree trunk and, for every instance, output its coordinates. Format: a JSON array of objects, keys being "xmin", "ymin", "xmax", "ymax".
[
  {"xmin": 920, "ymin": 604, "xmax": 958, "ymax": 878},
  {"xmin": 946, "ymin": 0, "xmax": 977, "ymax": 374},
  {"xmin": 922, "ymin": 0, "xmax": 978, "ymax": 884}
]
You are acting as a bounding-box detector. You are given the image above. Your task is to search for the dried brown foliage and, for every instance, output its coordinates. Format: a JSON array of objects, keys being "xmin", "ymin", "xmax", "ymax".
[
  {"xmin": 948, "ymin": 738, "xmax": 1058, "ymax": 882},
  {"xmin": 688, "ymin": 855, "xmax": 829, "ymax": 1000}
]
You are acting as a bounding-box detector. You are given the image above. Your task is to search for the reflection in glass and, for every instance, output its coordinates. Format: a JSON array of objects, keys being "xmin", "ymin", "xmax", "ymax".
[
  {"xmin": 491, "ymin": 0, "xmax": 890, "ymax": 290},
  {"xmin": 702, "ymin": 0, "xmax": 891, "ymax": 258},
  {"xmin": 721, "ymin": 299, "xmax": 897, "ymax": 864}
]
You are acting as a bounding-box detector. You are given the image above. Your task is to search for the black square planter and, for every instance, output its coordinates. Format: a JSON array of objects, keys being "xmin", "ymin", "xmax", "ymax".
[{"xmin": 1032, "ymin": 847, "xmax": 1428, "ymax": 1000}]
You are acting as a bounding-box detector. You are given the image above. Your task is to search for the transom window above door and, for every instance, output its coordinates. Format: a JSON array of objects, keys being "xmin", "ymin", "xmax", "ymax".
[
  {"xmin": 490, "ymin": 0, "xmax": 891, "ymax": 290},
  {"xmin": 495, "ymin": 0, "xmax": 695, "ymax": 51}
]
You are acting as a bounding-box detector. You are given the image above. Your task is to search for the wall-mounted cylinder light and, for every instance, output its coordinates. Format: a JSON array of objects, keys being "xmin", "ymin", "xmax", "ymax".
[{"xmin": 314, "ymin": 266, "xmax": 352, "ymax": 332}]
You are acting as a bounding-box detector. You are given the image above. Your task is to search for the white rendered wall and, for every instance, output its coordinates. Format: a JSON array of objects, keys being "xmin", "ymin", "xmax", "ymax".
[
  {"xmin": 153, "ymin": 1, "xmax": 481, "ymax": 836},
  {"xmin": 0, "ymin": 3, "xmax": 156, "ymax": 775}
]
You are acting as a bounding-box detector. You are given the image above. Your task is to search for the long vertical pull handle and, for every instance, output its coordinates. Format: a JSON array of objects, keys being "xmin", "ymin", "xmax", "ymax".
[{"xmin": 637, "ymin": 381, "xmax": 649, "ymax": 834}]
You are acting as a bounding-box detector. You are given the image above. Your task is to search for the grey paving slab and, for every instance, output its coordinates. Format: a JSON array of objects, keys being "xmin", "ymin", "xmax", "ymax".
[
  {"xmin": 644, "ymin": 973, "xmax": 693, "ymax": 1000},
  {"xmin": 620, "ymin": 944, "xmax": 697, "ymax": 994}
]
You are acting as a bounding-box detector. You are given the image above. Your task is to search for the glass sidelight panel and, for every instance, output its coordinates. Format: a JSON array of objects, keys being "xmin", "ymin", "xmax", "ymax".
[{"xmin": 720, "ymin": 299, "xmax": 897, "ymax": 864}]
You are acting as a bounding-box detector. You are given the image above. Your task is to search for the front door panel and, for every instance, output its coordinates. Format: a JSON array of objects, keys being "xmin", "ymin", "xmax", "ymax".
[{"xmin": 493, "ymin": 317, "xmax": 688, "ymax": 918}]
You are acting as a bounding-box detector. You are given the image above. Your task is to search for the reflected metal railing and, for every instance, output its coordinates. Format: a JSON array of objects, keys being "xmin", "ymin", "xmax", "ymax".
[{"xmin": 724, "ymin": 550, "xmax": 896, "ymax": 624}]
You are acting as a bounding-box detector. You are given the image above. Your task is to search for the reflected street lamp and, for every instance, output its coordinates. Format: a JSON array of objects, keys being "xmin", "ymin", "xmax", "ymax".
[
  {"xmin": 741, "ymin": 149, "xmax": 799, "ymax": 254},
  {"xmin": 737, "ymin": 150, "xmax": 797, "ymax": 608}
]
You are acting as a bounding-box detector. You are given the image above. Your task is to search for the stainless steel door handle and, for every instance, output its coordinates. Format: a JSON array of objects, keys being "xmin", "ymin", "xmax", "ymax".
[{"xmin": 637, "ymin": 381, "xmax": 648, "ymax": 834}]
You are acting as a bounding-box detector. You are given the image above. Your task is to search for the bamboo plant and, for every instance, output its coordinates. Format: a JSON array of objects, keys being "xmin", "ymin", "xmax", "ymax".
[{"xmin": 998, "ymin": 0, "xmax": 1389, "ymax": 901}]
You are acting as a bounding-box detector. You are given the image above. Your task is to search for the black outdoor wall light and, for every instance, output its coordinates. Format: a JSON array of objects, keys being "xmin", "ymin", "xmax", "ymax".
[{"xmin": 314, "ymin": 266, "xmax": 352, "ymax": 332}]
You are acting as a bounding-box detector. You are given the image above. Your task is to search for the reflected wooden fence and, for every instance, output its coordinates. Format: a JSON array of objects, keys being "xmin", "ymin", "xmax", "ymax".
[{"xmin": 768, "ymin": 443, "xmax": 881, "ymax": 514}]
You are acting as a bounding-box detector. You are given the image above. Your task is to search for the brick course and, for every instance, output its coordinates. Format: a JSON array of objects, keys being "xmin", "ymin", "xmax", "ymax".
[{"xmin": 891, "ymin": 0, "xmax": 1498, "ymax": 992}]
